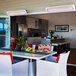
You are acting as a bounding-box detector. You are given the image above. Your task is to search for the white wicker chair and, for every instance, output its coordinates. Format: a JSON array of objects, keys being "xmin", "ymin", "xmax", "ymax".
[
  {"xmin": 0, "ymin": 55, "xmax": 29, "ymax": 76},
  {"xmin": 37, "ymin": 51, "xmax": 70, "ymax": 76}
]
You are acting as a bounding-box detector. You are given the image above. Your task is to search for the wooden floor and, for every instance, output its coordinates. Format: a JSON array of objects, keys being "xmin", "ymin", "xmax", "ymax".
[
  {"xmin": 67, "ymin": 66, "xmax": 76, "ymax": 76},
  {"xmin": 67, "ymin": 49, "xmax": 76, "ymax": 76},
  {"xmin": 68, "ymin": 49, "xmax": 76, "ymax": 64}
]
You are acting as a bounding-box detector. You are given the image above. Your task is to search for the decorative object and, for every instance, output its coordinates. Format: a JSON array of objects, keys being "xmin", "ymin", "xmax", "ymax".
[
  {"xmin": 49, "ymin": 30, "xmax": 55, "ymax": 39},
  {"xmin": 55, "ymin": 25, "xmax": 69, "ymax": 32},
  {"xmin": 26, "ymin": 47, "xmax": 32, "ymax": 52},
  {"xmin": 14, "ymin": 37, "xmax": 23, "ymax": 51},
  {"xmin": 53, "ymin": 35, "xmax": 57, "ymax": 39},
  {"xmin": 11, "ymin": 36, "xmax": 27, "ymax": 51},
  {"xmin": 38, "ymin": 44, "xmax": 51, "ymax": 53},
  {"xmin": 11, "ymin": 36, "xmax": 17, "ymax": 50}
]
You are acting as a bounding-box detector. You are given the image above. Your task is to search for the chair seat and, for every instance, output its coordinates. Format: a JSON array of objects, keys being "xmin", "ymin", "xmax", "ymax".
[
  {"xmin": 0, "ymin": 74, "xmax": 8, "ymax": 76},
  {"xmin": 48, "ymin": 56, "xmax": 56, "ymax": 62},
  {"xmin": 12, "ymin": 59, "xmax": 29, "ymax": 76},
  {"xmin": 12, "ymin": 70, "xmax": 23, "ymax": 76}
]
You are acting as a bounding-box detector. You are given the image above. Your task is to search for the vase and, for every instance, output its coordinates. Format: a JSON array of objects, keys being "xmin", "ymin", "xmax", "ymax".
[
  {"xmin": 50, "ymin": 34, "xmax": 53, "ymax": 39},
  {"xmin": 11, "ymin": 42, "xmax": 16, "ymax": 50},
  {"xmin": 15, "ymin": 45, "xmax": 22, "ymax": 51}
]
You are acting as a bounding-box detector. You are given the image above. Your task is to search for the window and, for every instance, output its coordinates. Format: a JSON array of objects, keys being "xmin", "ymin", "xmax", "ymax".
[{"xmin": 0, "ymin": 17, "xmax": 10, "ymax": 48}]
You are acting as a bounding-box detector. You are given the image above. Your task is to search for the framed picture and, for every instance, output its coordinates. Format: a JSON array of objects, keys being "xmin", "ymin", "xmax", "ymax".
[{"xmin": 55, "ymin": 25, "xmax": 69, "ymax": 32}]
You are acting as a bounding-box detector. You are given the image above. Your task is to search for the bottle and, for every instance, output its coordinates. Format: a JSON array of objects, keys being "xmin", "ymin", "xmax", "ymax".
[
  {"xmin": 21, "ymin": 46, "xmax": 24, "ymax": 51},
  {"xmin": 26, "ymin": 40, "xmax": 28, "ymax": 48},
  {"xmin": 25, "ymin": 40, "xmax": 28, "ymax": 51}
]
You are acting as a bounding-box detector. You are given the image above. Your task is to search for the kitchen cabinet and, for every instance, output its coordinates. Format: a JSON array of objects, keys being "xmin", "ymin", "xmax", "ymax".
[
  {"xmin": 39, "ymin": 19, "xmax": 48, "ymax": 37},
  {"xmin": 26, "ymin": 17, "xmax": 39, "ymax": 29}
]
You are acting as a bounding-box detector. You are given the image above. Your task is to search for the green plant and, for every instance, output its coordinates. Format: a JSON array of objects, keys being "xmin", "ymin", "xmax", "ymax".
[
  {"xmin": 49, "ymin": 30, "xmax": 55, "ymax": 38},
  {"xmin": 13, "ymin": 36, "xmax": 27, "ymax": 51}
]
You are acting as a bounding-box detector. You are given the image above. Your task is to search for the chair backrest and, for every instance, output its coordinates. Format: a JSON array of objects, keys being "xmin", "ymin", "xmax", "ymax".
[
  {"xmin": 58, "ymin": 51, "xmax": 70, "ymax": 64},
  {"xmin": 0, "ymin": 55, "xmax": 12, "ymax": 76},
  {"xmin": 58, "ymin": 51, "xmax": 70, "ymax": 76},
  {"xmin": 0, "ymin": 52, "xmax": 13, "ymax": 64},
  {"xmin": 51, "ymin": 46, "xmax": 54, "ymax": 51}
]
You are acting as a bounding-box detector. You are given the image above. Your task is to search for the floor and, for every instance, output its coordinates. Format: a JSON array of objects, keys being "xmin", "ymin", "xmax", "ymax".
[
  {"xmin": 67, "ymin": 66, "xmax": 76, "ymax": 76},
  {"xmin": 68, "ymin": 49, "xmax": 76, "ymax": 64},
  {"xmin": 67, "ymin": 49, "xmax": 76, "ymax": 76}
]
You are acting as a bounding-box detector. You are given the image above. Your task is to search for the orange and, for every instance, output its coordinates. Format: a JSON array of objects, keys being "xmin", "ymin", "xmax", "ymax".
[{"xmin": 32, "ymin": 49, "xmax": 36, "ymax": 52}]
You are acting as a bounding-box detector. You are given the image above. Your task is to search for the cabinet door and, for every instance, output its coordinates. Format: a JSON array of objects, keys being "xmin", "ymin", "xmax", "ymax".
[
  {"xmin": 39, "ymin": 19, "xmax": 48, "ymax": 37},
  {"xmin": 26, "ymin": 17, "xmax": 36, "ymax": 28},
  {"xmin": 26, "ymin": 17, "xmax": 39, "ymax": 29}
]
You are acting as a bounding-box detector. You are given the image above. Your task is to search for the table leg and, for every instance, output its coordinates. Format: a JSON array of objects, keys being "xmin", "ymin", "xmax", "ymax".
[
  {"xmin": 45, "ymin": 57, "xmax": 48, "ymax": 60},
  {"xmin": 29, "ymin": 59, "xmax": 35, "ymax": 76}
]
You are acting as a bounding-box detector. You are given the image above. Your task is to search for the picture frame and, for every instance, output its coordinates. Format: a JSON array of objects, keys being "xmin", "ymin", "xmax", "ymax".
[{"xmin": 55, "ymin": 25, "xmax": 69, "ymax": 32}]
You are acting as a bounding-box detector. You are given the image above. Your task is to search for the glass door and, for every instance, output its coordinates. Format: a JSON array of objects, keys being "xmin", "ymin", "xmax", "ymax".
[{"xmin": 0, "ymin": 16, "xmax": 10, "ymax": 49}]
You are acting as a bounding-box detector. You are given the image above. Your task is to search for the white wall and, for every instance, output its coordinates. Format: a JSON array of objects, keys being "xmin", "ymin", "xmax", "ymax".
[
  {"xmin": 49, "ymin": 12, "xmax": 76, "ymax": 48},
  {"xmin": 29, "ymin": 12, "xmax": 76, "ymax": 48}
]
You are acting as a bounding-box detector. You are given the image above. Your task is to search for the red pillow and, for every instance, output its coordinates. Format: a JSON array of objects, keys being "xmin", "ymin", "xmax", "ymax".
[
  {"xmin": 55, "ymin": 52, "xmax": 66, "ymax": 63},
  {"xmin": 0, "ymin": 52, "xmax": 13, "ymax": 64}
]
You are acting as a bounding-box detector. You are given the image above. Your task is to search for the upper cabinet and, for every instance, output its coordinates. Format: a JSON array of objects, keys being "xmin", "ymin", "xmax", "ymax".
[
  {"xmin": 11, "ymin": 16, "xmax": 48, "ymax": 38},
  {"xmin": 26, "ymin": 16, "xmax": 48, "ymax": 37},
  {"xmin": 39, "ymin": 19, "xmax": 48, "ymax": 36},
  {"xmin": 26, "ymin": 17, "xmax": 39, "ymax": 29}
]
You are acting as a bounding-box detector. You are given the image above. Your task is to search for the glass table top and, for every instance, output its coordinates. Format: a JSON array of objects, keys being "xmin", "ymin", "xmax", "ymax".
[{"xmin": 0, "ymin": 49, "xmax": 57, "ymax": 60}]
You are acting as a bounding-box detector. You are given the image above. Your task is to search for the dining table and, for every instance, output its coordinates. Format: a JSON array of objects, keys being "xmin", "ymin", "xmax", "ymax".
[{"xmin": 0, "ymin": 49, "xmax": 57, "ymax": 76}]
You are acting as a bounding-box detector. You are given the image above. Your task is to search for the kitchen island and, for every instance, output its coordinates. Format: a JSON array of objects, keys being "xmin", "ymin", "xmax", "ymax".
[{"xmin": 41, "ymin": 38, "xmax": 70, "ymax": 54}]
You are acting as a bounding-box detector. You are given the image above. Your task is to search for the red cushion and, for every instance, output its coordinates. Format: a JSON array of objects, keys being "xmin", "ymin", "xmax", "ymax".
[
  {"xmin": 55, "ymin": 52, "xmax": 66, "ymax": 63},
  {"xmin": 0, "ymin": 52, "xmax": 13, "ymax": 64}
]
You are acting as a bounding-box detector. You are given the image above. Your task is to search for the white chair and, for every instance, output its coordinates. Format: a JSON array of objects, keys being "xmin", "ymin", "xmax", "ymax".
[
  {"xmin": 37, "ymin": 51, "xmax": 70, "ymax": 76},
  {"xmin": 0, "ymin": 55, "xmax": 29, "ymax": 76}
]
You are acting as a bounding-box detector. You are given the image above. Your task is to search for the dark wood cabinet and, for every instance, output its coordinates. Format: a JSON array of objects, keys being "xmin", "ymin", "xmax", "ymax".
[
  {"xmin": 26, "ymin": 17, "xmax": 48, "ymax": 37},
  {"xmin": 38, "ymin": 19, "xmax": 48, "ymax": 37}
]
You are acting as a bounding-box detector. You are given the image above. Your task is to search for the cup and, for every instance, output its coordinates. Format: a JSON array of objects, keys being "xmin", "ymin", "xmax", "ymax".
[{"xmin": 32, "ymin": 45, "xmax": 36, "ymax": 49}]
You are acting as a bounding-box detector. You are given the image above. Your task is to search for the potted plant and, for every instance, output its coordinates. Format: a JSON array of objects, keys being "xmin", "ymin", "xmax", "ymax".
[
  {"xmin": 11, "ymin": 36, "xmax": 27, "ymax": 51},
  {"xmin": 49, "ymin": 30, "xmax": 55, "ymax": 39}
]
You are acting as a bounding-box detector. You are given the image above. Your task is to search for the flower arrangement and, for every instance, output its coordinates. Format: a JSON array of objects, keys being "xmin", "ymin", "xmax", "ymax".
[
  {"xmin": 49, "ymin": 30, "xmax": 55, "ymax": 39},
  {"xmin": 11, "ymin": 36, "xmax": 36, "ymax": 52},
  {"xmin": 11, "ymin": 36, "xmax": 27, "ymax": 51}
]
